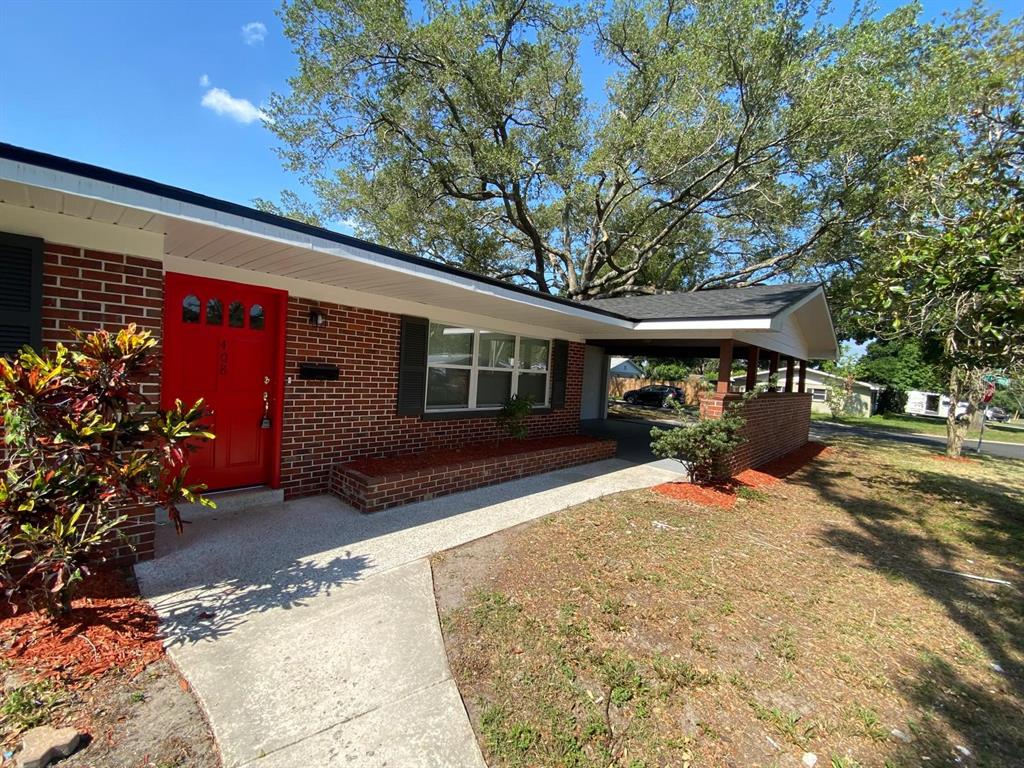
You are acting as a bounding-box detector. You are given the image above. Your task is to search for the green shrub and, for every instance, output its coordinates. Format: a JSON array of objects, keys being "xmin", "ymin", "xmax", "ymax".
[
  {"xmin": 496, "ymin": 394, "xmax": 534, "ymax": 440},
  {"xmin": 877, "ymin": 386, "xmax": 908, "ymax": 414},
  {"xmin": 650, "ymin": 398, "xmax": 747, "ymax": 482},
  {"xmin": 0, "ymin": 325, "xmax": 213, "ymax": 614}
]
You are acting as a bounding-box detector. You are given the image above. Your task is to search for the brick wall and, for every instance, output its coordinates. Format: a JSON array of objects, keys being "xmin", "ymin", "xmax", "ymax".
[
  {"xmin": 331, "ymin": 437, "xmax": 617, "ymax": 512},
  {"xmin": 699, "ymin": 391, "xmax": 812, "ymax": 475},
  {"xmin": 42, "ymin": 243, "xmax": 164, "ymax": 401},
  {"xmin": 40, "ymin": 243, "xmax": 164, "ymax": 563},
  {"xmin": 282, "ymin": 296, "xmax": 586, "ymax": 499},
  {"xmin": 30, "ymin": 245, "xmax": 589, "ymax": 530}
]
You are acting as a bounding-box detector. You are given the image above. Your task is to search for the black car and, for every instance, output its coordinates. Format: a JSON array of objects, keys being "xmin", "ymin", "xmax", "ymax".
[{"xmin": 623, "ymin": 384, "xmax": 684, "ymax": 408}]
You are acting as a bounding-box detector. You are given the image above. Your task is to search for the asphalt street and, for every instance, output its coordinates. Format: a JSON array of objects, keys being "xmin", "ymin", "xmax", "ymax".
[{"xmin": 810, "ymin": 420, "xmax": 1024, "ymax": 461}]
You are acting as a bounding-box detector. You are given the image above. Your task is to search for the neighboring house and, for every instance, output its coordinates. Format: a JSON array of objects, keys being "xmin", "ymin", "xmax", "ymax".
[
  {"xmin": 0, "ymin": 143, "xmax": 838, "ymax": 560},
  {"xmin": 609, "ymin": 357, "xmax": 644, "ymax": 378},
  {"xmin": 733, "ymin": 368, "xmax": 880, "ymax": 415}
]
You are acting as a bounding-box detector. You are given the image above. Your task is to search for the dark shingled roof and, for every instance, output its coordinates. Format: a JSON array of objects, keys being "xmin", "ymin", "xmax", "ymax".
[{"xmin": 582, "ymin": 283, "xmax": 821, "ymax": 321}]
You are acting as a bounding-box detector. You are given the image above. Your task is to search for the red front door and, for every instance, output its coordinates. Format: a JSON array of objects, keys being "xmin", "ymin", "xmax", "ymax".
[{"xmin": 162, "ymin": 273, "xmax": 286, "ymax": 491}]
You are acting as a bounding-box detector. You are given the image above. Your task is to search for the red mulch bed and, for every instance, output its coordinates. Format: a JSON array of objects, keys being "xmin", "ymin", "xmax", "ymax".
[
  {"xmin": 345, "ymin": 434, "xmax": 607, "ymax": 477},
  {"xmin": 654, "ymin": 442, "xmax": 831, "ymax": 509},
  {"xmin": 654, "ymin": 480, "xmax": 740, "ymax": 508},
  {"xmin": 931, "ymin": 454, "xmax": 976, "ymax": 464},
  {"xmin": 0, "ymin": 569, "xmax": 163, "ymax": 686}
]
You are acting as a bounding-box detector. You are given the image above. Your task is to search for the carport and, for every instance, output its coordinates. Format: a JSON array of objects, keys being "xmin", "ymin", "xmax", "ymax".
[{"xmin": 576, "ymin": 284, "xmax": 839, "ymax": 472}]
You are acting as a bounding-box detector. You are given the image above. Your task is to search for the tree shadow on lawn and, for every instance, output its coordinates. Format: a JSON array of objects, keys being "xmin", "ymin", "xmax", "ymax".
[
  {"xmin": 149, "ymin": 552, "xmax": 372, "ymax": 647},
  {"xmin": 790, "ymin": 445, "xmax": 1024, "ymax": 763}
]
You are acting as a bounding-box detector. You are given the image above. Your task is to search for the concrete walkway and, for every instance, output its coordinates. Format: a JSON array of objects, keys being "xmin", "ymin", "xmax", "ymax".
[{"xmin": 135, "ymin": 458, "xmax": 680, "ymax": 767}]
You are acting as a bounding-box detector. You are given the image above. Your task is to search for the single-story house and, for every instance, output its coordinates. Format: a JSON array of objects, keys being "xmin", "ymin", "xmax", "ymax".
[
  {"xmin": 732, "ymin": 368, "xmax": 880, "ymax": 415},
  {"xmin": 609, "ymin": 357, "xmax": 645, "ymax": 378},
  {"xmin": 0, "ymin": 143, "xmax": 838, "ymax": 560}
]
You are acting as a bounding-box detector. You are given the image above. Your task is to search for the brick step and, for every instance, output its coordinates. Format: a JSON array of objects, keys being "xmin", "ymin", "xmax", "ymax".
[{"xmin": 330, "ymin": 437, "xmax": 617, "ymax": 513}]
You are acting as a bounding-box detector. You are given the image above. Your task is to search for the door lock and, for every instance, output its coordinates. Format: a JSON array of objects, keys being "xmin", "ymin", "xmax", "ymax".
[
  {"xmin": 264, "ymin": 376, "xmax": 271, "ymax": 385},
  {"xmin": 260, "ymin": 390, "xmax": 272, "ymax": 429}
]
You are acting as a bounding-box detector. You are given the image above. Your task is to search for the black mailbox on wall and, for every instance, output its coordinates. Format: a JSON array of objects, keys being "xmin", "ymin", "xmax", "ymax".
[{"xmin": 298, "ymin": 362, "xmax": 340, "ymax": 381}]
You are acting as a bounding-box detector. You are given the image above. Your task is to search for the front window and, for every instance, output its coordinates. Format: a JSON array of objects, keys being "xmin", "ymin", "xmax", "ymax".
[{"xmin": 425, "ymin": 323, "xmax": 550, "ymax": 411}]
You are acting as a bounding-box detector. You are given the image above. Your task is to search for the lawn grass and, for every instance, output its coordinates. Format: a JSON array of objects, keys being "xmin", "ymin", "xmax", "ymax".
[
  {"xmin": 432, "ymin": 437, "xmax": 1024, "ymax": 768},
  {"xmin": 812, "ymin": 411, "xmax": 1024, "ymax": 444}
]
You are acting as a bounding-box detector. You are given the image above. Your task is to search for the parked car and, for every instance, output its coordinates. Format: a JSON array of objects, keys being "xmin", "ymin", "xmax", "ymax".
[
  {"xmin": 985, "ymin": 406, "xmax": 1010, "ymax": 423},
  {"xmin": 623, "ymin": 384, "xmax": 684, "ymax": 408}
]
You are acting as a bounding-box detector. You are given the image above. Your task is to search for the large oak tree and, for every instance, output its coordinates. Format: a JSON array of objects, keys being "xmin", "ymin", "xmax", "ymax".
[{"xmin": 266, "ymin": 0, "xmax": 1017, "ymax": 300}]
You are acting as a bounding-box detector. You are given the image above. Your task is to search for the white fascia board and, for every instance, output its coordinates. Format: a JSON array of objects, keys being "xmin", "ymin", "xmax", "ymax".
[{"xmin": 0, "ymin": 160, "xmax": 634, "ymax": 332}]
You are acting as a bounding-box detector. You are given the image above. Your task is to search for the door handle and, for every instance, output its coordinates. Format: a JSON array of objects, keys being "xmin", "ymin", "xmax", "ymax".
[{"xmin": 260, "ymin": 391, "xmax": 272, "ymax": 429}]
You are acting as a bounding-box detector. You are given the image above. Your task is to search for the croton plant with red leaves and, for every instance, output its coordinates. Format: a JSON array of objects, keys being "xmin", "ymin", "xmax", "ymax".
[{"xmin": 0, "ymin": 325, "xmax": 213, "ymax": 614}]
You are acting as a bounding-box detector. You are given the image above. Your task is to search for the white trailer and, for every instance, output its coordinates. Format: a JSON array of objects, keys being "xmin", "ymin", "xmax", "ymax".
[{"xmin": 905, "ymin": 390, "xmax": 967, "ymax": 418}]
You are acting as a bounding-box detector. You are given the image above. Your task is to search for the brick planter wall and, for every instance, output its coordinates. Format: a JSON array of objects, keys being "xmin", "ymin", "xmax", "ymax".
[
  {"xmin": 699, "ymin": 391, "xmax": 812, "ymax": 475},
  {"xmin": 282, "ymin": 296, "xmax": 586, "ymax": 499},
  {"xmin": 106, "ymin": 504, "xmax": 157, "ymax": 565},
  {"xmin": 330, "ymin": 437, "xmax": 617, "ymax": 512}
]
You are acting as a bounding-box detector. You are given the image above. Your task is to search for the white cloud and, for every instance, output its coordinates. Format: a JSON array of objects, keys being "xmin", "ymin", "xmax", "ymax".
[
  {"xmin": 241, "ymin": 21, "xmax": 267, "ymax": 46},
  {"xmin": 201, "ymin": 87, "xmax": 268, "ymax": 125},
  {"xmin": 199, "ymin": 73, "xmax": 210, "ymax": 87}
]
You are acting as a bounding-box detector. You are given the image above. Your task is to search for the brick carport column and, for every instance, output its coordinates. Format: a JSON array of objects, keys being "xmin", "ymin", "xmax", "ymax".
[
  {"xmin": 701, "ymin": 339, "xmax": 735, "ymax": 420},
  {"xmin": 699, "ymin": 346, "xmax": 814, "ymax": 477},
  {"xmin": 715, "ymin": 339, "xmax": 733, "ymax": 394}
]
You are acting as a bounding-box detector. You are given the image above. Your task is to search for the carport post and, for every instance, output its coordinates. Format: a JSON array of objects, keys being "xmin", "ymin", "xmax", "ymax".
[
  {"xmin": 798, "ymin": 360, "xmax": 807, "ymax": 393},
  {"xmin": 745, "ymin": 345, "xmax": 760, "ymax": 392},
  {"xmin": 767, "ymin": 351, "xmax": 780, "ymax": 391},
  {"xmin": 716, "ymin": 339, "xmax": 734, "ymax": 394},
  {"xmin": 785, "ymin": 357, "xmax": 795, "ymax": 392}
]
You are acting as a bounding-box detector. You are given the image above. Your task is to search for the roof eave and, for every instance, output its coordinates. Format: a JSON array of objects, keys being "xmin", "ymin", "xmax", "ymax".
[{"xmin": 0, "ymin": 143, "xmax": 636, "ymax": 328}]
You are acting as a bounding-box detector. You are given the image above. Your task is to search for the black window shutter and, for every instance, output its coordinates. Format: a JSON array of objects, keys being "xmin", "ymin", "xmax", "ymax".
[
  {"xmin": 0, "ymin": 232, "xmax": 43, "ymax": 357},
  {"xmin": 396, "ymin": 315, "xmax": 429, "ymax": 416},
  {"xmin": 550, "ymin": 339, "xmax": 570, "ymax": 410}
]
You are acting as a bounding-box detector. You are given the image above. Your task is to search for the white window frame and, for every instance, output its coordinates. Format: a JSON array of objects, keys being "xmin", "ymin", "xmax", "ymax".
[
  {"xmin": 810, "ymin": 387, "xmax": 827, "ymax": 402},
  {"xmin": 425, "ymin": 323, "xmax": 551, "ymax": 412}
]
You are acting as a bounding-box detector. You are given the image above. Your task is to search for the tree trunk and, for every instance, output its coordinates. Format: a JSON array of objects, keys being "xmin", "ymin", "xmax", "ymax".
[
  {"xmin": 946, "ymin": 405, "xmax": 967, "ymax": 457},
  {"xmin": 944, "ymin": 366, "xmax": 973, "ymax": 458}
]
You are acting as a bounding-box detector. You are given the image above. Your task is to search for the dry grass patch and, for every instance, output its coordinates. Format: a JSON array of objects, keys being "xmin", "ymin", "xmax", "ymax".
[{"xmin": 432, "ymin": 437, "xmax": 1024, "ymax": 768}]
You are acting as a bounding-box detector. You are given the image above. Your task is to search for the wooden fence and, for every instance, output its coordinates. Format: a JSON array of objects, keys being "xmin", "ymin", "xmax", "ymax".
[{"xmin": 608, "ymin": 375, "xmax": 710, "ymax": 406}]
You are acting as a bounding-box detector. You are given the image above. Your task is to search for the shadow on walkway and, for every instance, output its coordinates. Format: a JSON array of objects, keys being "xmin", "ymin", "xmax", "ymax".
[{"xmin": 137, "ymin": 457, "xmax": 676, "ymax": 646}]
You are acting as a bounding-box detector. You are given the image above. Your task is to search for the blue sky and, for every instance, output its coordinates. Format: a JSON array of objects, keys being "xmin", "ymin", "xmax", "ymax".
[
  {"xmin": 0, "ymin": 1, "xmax": 296, "ymax": 208},
  {"xmin": 0, "ymin": 0, "xmax": 1016, "ymax": 221}
]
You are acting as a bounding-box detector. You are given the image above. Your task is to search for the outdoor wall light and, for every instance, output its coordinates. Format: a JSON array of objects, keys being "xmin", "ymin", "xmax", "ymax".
[{"xmin": 309, "ymin": 307, "xmax": 327, "ymax": 327}]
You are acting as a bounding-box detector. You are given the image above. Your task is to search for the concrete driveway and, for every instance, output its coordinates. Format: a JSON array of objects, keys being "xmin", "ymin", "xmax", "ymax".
[{"xmin": 135, "ymin": 458, "xmax": 680, "ymax": 767}]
